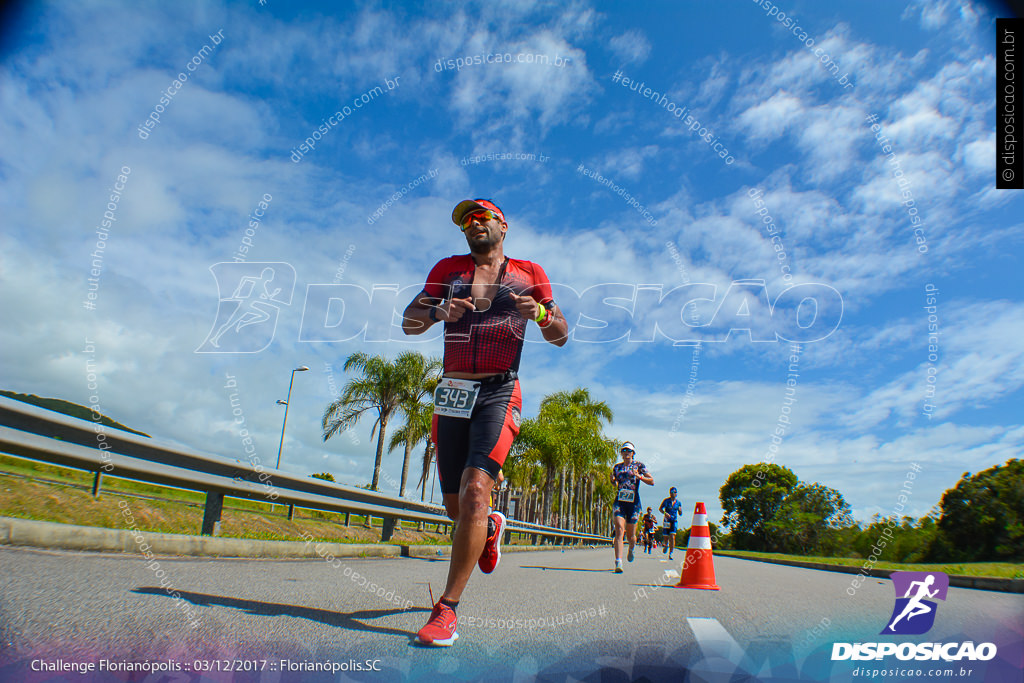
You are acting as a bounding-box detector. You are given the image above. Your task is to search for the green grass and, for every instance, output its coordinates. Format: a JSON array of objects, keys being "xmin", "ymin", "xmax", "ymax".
[
  {"xmin": 0, "ymin": 452, "xmax": 461, "ymax": 546},
  {"xmin": 718, "ymin": 549, "xmax": 1024, "ymax": 579}
]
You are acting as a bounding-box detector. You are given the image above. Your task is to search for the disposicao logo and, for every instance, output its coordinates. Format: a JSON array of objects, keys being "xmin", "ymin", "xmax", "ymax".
[
  {"xmin": 196, "ymin": 263, "xmax": 296, "ymax": 353},
  {"xmin": 831, "ymin": 572, "xmax": 997, "ymax": 662},
  {"xmin": 882, "ymin": 571, "xmax": 948, "ymax": 635}
]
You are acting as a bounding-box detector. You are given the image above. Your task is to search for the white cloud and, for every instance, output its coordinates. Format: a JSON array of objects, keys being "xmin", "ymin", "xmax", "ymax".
[
  {"xmin": 608, "ymin": 28, "xmax": 651, "ymax": 66},
  {"xmin": 842, "ymin": 299, "xmax": 1024, "ymax": 429},
  {"xmin": 448, "ymin": 30, "xmax": 597, "ymax": 138},
  {"xmin": 598, "ymin": 144, "xmax": 659, "ymax": 180},
  {"xmin": 736, "ymin": 91, "xmax": 805, "ymax": 142}
]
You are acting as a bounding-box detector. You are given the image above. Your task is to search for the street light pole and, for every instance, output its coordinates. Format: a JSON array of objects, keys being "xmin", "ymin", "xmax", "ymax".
[{"xmin": 276, "ymin": 366, "xmax": 309, "ymax": 470}]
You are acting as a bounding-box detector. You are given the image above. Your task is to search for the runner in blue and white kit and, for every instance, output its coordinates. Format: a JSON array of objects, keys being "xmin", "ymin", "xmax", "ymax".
[
  {"xmin": 610, "ymin": 442, "xmax": 654, "ymax": 573},
  {"xmin": 659, "ymin": 487, "xmax": 683, "ymax": 560}
]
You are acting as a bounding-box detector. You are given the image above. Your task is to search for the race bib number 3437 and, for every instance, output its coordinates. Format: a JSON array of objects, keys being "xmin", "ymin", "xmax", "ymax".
[{"xmin": 433, "ymin": 378, "xmax": 481, "ymax": 419}]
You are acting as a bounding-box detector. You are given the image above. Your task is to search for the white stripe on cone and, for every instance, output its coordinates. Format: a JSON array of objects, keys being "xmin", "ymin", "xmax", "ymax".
[
  {"xmin": 692, "ymin": 514, "xmax": 707, "ymax": 526},
  {"xmin": 687, "ymin": 536, "xmax": 712, "ymax": 550}
]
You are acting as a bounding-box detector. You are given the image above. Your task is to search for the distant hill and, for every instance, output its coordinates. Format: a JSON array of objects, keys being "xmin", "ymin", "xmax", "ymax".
[{"xmin": 0, "ymin": 391, "xmax": 151, "ymax": 437}]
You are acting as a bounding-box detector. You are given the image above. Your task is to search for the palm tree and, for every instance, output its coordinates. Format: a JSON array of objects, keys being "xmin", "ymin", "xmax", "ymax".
[
  {"xmin": 322, "ymin": 352, "xmax": 407, "ymax": 491},
  {"xmin": 416, "ymin": 429, "xmax": 437, "ymax": 502},
  {"xmin": 537, "ymin": 388, "xmax": 613, "ymax": 530},
  {"xmin": 390, "ymin": 352, "xmax": 442, "ymax": 498},
  {"xmin": 504, "ymin": 435, "xmax": 545, "ymax": 520},
  {"xmin": 389, "ymin": 392, "xmax": 437, "ymax": 499},
  {"xmin": 593, "ymin": 473, "xmax": 617, "ymax": 535},
  {"xmin": 581, "ymin": 442, "xmax": 617, "ymax": 533},
  {"xmin": 512, "ymin": 416, "xmax": 561, "ymax": 526}
]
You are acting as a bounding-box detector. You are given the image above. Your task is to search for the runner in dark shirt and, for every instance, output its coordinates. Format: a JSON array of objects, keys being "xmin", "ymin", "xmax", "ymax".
[
  {"xmin": 609, "ymin": 441, "xmax": 654, "ymax": 572},
  {"xmin": 642, "ymin": 507, "xmax": 657, "ymax": 554},
  {"xmin": 402, "ymin": 198, "xmax": 568, "ymax": 646}
]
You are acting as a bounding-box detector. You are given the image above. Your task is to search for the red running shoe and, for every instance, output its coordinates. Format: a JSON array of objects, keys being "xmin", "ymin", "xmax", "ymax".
[
  {"xmin": 478, "ymin": 511, "xmax": 506, "ymax": 574},
  {"xmin": 416, "ymin": 601, "xmax": 458, "ymax": 646}
]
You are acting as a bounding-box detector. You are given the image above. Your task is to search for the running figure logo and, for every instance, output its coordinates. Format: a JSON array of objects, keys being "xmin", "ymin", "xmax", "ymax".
[
  {"xmin": 196, "ymin": 262, "xmax": 296, "ymax": 353},
  {"xmin": 881, "ymin": 571, "xmax": 948, "ymax": 635}
]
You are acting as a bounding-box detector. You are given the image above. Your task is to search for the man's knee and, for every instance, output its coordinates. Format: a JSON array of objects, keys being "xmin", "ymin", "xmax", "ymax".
[
  {"xmin": 443, "ymin": 494, "xmax": 460, "ymax": 519},
  {"xmin": 460, "ymin": 471, "xmax": 493, "ymax": 506}
]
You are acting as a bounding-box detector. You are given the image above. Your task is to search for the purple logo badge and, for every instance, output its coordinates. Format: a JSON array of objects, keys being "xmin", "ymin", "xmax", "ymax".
[{"xmin": 881, "ymin": 571, "xmax": 948, "ymax": 635}]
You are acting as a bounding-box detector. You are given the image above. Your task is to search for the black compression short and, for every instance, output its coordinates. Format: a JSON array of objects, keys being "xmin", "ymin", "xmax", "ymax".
[{"xmin": 431, "ymin": 375, "xmax": 521, "ymax": 495}]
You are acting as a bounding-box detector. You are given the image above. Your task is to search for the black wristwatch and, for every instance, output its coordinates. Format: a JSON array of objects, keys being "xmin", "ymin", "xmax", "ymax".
[{"xmin": 429, "ymin": 305, "xmax": 440, "ymax": 322}]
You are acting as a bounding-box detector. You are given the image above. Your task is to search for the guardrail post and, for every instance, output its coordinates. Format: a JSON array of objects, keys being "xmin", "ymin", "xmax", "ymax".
[
  {"xmin": 91, "ymin": 471, "xmax": 102, "ymax": 497},
  {"xmin": 288, "ymin": 504, "xmax": 295, "ymax": 521},
  {"xmin": 344, "ymin": 512, "xmax": 350, "ymax": 526},
  {"xmin": 381, "ymin": 517, "xmax": 397, "ymax": 542},
  {"xmin": 201, "ymin": 492, "xmax": 224, "ymax": 536},
  {"xmin": 503, "ymin": 530, "xmax": 512, "ymax": 545}
]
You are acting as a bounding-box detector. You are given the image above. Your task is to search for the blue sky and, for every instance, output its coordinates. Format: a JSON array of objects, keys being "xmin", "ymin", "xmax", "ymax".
[{"xmin": 2, "ymin": 0, "xmax": 1022, "ymax": 525}]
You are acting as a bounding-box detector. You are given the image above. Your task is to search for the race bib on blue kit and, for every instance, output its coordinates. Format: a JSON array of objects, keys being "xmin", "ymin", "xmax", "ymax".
[{"xmin": 617, "ymin": 488, "xmax": 635, "ymax": 503}]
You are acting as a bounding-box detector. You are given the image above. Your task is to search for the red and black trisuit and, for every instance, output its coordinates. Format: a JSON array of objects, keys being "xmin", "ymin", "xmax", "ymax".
[{"xmin": 420, "ymin": 254, "xmax": 555, "ymax": 494}]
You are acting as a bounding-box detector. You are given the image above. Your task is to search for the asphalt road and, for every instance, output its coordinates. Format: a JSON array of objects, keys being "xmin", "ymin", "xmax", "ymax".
[{"xmin": 1, "ymin": 544, "xmax": 1021, "ymax": 682}]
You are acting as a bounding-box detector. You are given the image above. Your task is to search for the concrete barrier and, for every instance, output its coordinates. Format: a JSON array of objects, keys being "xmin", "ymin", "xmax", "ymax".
[{"xmin": 0, "ymin": 516, "xmax": 600, "ymax": 560}]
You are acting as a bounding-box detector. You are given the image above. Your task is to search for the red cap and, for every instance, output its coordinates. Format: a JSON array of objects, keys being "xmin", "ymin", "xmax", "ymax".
[{"xmin": 452, "ymin": 199, "xmax": 506, "ymax": 226}]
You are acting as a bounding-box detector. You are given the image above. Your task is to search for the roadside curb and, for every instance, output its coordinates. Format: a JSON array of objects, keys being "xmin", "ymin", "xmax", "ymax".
[
  {"xmin": 0, "ymin": 517, "xmax": 601, "ymax": 560},
  {"xmin": 716, "ymin": 551, "xmax": 1024, "ymax": 593}
]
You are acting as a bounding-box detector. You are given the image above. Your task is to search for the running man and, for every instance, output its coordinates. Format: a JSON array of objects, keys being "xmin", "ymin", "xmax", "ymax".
[
  {"xmin": 659, "ymin": 487, "xmax": 683, "ymax": 560},
  {"xmin": 610, "ymin": 442, "xmax": 654, "ymax": 573},
  {"xmin": 208, "ymin": 267, "xmax": 281, "ymax": 348},
  {"xmin": 403, "ymin": 199, "xmax": 568, "ymax": 646},
  {"xmin": 642, "ymin": 507, "xmax": 656, "ymax": 554},
  {"xmin": 888, "ymin": 575, "xmax": 939, "ymax": 631}
]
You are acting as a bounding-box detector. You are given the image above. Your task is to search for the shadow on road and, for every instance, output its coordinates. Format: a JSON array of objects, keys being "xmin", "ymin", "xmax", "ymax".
[
  {"xmin": 520, "ymin": 565, "xmax": 613, "ymax": 572},
  {"xmin": 133, "ymin": 587, "xmax": 428, "ymax": 638},
  {"xmin": 404, "ymin": 556, "xmax": 447, "ymax": 563}
]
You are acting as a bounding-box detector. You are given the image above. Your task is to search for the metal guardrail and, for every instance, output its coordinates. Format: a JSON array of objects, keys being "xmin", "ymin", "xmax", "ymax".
[{"xmin": 0, "ymin": 397, "xmax": 610, "ymax": 546}]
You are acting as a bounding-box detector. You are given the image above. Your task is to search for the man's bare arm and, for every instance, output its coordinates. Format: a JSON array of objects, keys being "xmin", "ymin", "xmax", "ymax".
[
  {"xmin": 402, "ymin": 292, "xmax": 475, "ymax": 335},
  {"xmin": 402, "ymin": 292, "xmax": 437, "ymax": 336},
  {"xmin": 509, "ymin": 294, "xmax": 568, "ymax": 347},
  {"xmin": 541, "ymin": 303, "xmax": 569, "ymax": 347}
]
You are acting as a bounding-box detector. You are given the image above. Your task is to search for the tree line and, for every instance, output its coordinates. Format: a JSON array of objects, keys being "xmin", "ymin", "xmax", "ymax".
[{"xmin": 718, "ymin": 461, "xmax": 1024, "ymax": 563}]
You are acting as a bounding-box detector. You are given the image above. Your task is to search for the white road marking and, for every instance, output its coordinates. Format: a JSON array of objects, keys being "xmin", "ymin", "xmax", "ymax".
[{"xmin": 687, "ymin": 617, "xmax": 745, "ymax": 662}]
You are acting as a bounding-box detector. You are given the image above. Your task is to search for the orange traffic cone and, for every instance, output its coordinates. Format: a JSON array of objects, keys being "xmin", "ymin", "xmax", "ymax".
[{"xmin": 676, "ymin": 501, "xmax": 720, "ymax": 590}]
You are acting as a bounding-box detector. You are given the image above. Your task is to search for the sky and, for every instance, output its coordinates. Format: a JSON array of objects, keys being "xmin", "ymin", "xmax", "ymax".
[{"xmin": 1, "ymin": 0, "xmax": 1022, "ymax": 526}]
